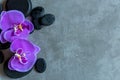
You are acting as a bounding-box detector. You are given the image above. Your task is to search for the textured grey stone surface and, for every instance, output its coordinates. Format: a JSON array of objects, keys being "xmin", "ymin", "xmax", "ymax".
[{"xmin": 1, "ymin": 0, "xmax": 120, "ymax": 80}]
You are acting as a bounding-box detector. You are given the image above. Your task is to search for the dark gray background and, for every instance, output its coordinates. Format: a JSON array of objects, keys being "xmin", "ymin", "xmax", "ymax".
[{"xmin": 0, "ymin": 0, "xmax": 120, "ymax": 80}]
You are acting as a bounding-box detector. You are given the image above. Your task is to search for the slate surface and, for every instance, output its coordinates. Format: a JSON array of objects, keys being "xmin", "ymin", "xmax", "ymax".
[{"xmin": 0, "ymin": 0, "xmax": 120, "ymax": 80}]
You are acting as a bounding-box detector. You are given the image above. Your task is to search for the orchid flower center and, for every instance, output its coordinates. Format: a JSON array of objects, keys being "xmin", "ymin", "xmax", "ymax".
[
  {"xmin": 14, "ymin": 49, "xmax": 28, "ymax": 64},
  {"xmin": 14, "ymin": 24, "xmax": 23, "ymax": 35}
]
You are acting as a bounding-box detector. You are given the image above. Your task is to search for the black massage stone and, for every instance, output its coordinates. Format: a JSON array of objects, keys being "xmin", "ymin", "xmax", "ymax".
[
  {"xmin": 0, "ymin": 42, "xmax": 11, "ymax": 50},
  {"xmin": 4, "ymin": 59, "xmax": 32, "ymax": 79},
  {"xmin": 39, "ymin": 14, "xmax": 55, "ymax": 26},
  {"xmin": 30, "ymin": 6, "xmax": 45, "ymax": 19},
  {"xmin": 35, "ymin": 58, "xmax": 46, "ymax": 73},
  {"xmin": 5, "ymin": 0, "xmax": 32, "ymax": 16},
  {"xmin": 0, "ymin": 51, "xmax": 4, "ymax": 64}
]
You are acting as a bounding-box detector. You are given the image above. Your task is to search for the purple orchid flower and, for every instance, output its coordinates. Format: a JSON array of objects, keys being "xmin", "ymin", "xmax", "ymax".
[
  {"xmin": 8, "ymin": 39, "xmax": 40, "ymax": 72},
  {"xmin": 0, "ymin": 10, "xmax": 34, "ymax": 43}
]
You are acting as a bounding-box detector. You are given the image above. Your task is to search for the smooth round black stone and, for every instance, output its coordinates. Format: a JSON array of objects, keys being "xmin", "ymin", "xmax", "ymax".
[
  {"xmin": 30, "ymin": 6, "xmax": 45, "ymax": 19},
  {"xmin": 5, "ymin": 0, "xmax": 32, "ymax": 16},
  {"xmin": 35, "ymin": 58, "xmax": 46, "ymax": 73},
  {"xmin": 0, "ymin": 51, "xmax": 4, "ymax": 64},
  {"xmin": 0, "ymin": 42, "xmax": 11, "ymax": 50},
  {"xmin": 39, "ymin": 14, "xmax": 55, "ymax": 26},
  {"xmin": 4, "ymin": 59, "xmax": 32, "ymax": 79}
]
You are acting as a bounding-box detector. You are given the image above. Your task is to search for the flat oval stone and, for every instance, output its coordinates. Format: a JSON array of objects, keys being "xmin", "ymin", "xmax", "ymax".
[
  {"xmin": 5, "ymin": 0, "xmax": 32, "ymax": 16},
  {"xmin": 35, "ymin": 58, "xmax": 46, "ymax": 73},
  {"xmin": 4, "ymin": 59, "xmax": 32, "ymax": 79}
]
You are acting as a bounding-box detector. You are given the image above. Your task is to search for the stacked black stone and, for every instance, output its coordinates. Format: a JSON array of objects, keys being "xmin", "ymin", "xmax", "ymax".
[
  {"xmin": 4, "ymin": 58, "xmax": 47, "ymax": 78},
  {"xmin": 4, "ymin": 59, "xmax": 32, "ymax": 79},
  {"xmin": 5, "ymin": 0, "xmax": 32, "ymax": 16}
]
